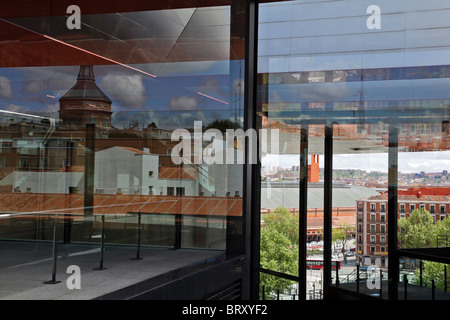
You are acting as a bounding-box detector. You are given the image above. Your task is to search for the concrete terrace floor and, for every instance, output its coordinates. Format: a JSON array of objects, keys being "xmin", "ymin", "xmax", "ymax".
[{"xmin": 0, "ymin": 241, "xmax": 223, "ymax": 300}]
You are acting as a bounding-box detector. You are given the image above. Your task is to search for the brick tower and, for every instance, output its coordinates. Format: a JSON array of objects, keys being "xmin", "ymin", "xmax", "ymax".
[{"xmin": 59, "ymin": 65, "xmax": 112, "ymax": 128}]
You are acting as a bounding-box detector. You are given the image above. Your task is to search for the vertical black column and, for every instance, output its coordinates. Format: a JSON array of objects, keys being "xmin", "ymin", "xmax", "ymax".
[
  {"xmin": 84, "ymin": 124, "xmax": 95, "ymax": 218},
  {"xmin": 174, "ymin": 213, "xmax": 182, "ymax": 250},
  {"xmin": 388, "ymin": 124, "xmax": 399, "ymax": 300},
  {"xmin": 298, "ymin": 126, "xmax": 308, "ymax": 300},
  {"xmin": 323, "ymin": 124, "xmax": 333, "ymax": 299},
  {"xmin": 242, "ymin": 0, "xmax": 260, "ymax": 300}
]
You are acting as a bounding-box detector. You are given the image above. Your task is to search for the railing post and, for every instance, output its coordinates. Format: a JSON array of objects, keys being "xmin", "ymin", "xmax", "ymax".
[
  {"xmin": 93, "ymin": 214, "xmax": 107, "ymax": 270},
  {"xmin": 44, "ymin": 217, "xmax": 61, "ymax": 284},
  {"xmin": 335, "ymin": 263, "xmax": 339, "ymax": 287},
  {"xmin": 420, "ymin": 260, "xmax": 423, "ymax": 287},
  {"xmin": 403, "ymin": 274, "xmax": 408, "ymax": 300},
  {"xmin": 432, "ymin": 280, "xmax": 435, "ymax": 300},
  {"xmin": 379, "ymin": 269, "xmax": 383, "ymax": 299},
  {"xmin": 356, "ymin": 265, "xmax": 360, "ymax": 293},
  {"xmin": 131, "ymin": 212, "xmax": 143, "ymax": 260},
  {"xmin": 445, "ymin": 265, "xmax": 447, "ymax": 293}
]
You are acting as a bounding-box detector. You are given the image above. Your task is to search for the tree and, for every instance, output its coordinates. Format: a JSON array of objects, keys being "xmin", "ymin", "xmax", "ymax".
[
  {"xmin": 260, "ymin": 207, "xmax": 298, "ymax": 298},
  {"xmin": 398, "ymin": 208, "xmax": 438, "ymax": 248},
  {"xmin": 413, "ymin": 261, "xmax": 450, "ymax": 291},
  {"xmin": 398, "ymin": 209, "xmax": 450, "ymax": 291}
]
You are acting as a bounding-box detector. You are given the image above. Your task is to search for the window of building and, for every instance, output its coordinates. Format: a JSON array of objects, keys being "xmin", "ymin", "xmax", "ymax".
[
  {"xmin": 19, "ymin": 157, "xmax": 28, "ymax": 168},
  {"xmin": 167, "ymin": 187, "xmax": 174, "ymax": 196},
  {"xmin": 176, "ymin": 187, "xmax": 185, "ymax": 196}
]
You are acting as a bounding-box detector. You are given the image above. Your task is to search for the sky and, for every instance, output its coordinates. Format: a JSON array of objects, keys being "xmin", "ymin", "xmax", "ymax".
[
  {"xmin": 0, "ymin": 3, "xmax": 449, "ymax": 175},
  {"xmin": 262, "ymin": 151, "xmax": 450, "ymax": 174},
  {"xmin": 0, "ymin": 62, "xmax": 242, "ymax": 130}
]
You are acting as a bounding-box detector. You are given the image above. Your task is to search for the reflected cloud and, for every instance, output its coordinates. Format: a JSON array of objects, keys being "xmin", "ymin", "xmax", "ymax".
[
  {"xmin": 100, "ymin": 73, "xmax": 147, "ymax": 109},
  {"xmin": 0, "ymin": 76, "xmax": 13, "ymax": 99}
]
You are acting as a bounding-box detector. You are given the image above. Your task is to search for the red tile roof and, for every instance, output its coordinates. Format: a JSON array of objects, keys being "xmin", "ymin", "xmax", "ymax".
[
  {"xmin": 158, "ymin": 167, "xmax": 198, "ymax": 180},
  {"xmin": 0, "ymin": 193, "xmax": 242, "ymax": 217}
]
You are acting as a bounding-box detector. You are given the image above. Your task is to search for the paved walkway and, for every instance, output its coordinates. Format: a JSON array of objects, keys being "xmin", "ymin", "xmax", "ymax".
[{"xmin": 0, "ymin": 241, "xmax": 222, "ymax": 300}]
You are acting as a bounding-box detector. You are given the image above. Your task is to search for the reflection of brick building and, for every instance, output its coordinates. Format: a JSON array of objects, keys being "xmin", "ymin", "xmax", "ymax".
[
  {"xmin": 59, "ymin": 65, "xmax": 112, "ymax": 129},
  {"xmin": 356, "ymin": 187, "xmax": 450, "ymax": 268}
]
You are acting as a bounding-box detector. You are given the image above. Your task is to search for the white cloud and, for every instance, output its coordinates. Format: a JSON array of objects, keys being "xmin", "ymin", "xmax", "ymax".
[
  {"xmin": 4, "ymin": 104, "xmax": 26, "ymax": 113},
  {"xmin": 39, "ymin": 103, "xmax": 59, "ymax": 114},
  {"xmin": 0, "ymin": 76, "xmax": 13, "ymax": 99},
  {"xmin": 100, "ymin": 74, "xmax": 146, "ymax": 108},
  {"xmin": 168, "ymin": 95, "xmax": 198, "ymax": 110}
]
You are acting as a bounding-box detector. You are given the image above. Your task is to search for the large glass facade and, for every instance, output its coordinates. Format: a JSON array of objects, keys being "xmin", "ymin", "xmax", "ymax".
[
  {"xmin": 1, "ymin": 0, "xmax": 449, "ymax": 302},
  {"xmin": 0, "ymin": 2, "xmax": 247, "ymax": 299},
  {"xmin": 258, "ymin": 0, "xmax": 449, "ymax": 300}
]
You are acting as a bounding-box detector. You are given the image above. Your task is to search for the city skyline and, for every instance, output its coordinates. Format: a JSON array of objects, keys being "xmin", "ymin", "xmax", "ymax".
[{"xmin": 262, "ymin": 151, "xmax": 450, "ymax": 174}]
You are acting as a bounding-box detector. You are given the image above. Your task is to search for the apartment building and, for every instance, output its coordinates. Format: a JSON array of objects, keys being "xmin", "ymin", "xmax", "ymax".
[{"xmin": 356, "ymin": 187, "xmax": 450, "ymax": 267}]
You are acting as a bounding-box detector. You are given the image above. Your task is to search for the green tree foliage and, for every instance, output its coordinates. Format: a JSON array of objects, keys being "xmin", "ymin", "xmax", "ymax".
[
  {"xmin": 415, "ymin": 261, "xmax": 450, "ymax": 291},
  {"xmin": 398, "ymin": 208, "xmax": 438, "ymax": 248},
  {"xmin": 398, "ymin": 208, "xmax": 450, "ymax": 291},
  {"xmin": 260, "ymin": 207, "xmax": 298, "ymax": 298}
]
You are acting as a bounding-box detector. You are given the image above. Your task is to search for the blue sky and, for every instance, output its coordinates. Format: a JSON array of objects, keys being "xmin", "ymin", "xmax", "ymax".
[{"xmin": 0, "ymin": 61, "xmax": 242, "ymax": 129}]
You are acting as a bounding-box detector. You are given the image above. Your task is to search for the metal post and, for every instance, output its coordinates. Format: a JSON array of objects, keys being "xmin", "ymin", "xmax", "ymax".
[
  {"xmin": 403, "ymin": 274, "xmax": 408, "ymax": 300},
  {"xmin": 432, "ymin": 280, "xmax": 435, "ymax": 300},
  {"xmin": 380, "ymin": 269, "xmax": 383, "ymax": 299},
  {"xmin": 323, "ymin": 124, "xmax": 333, "ymax": 299},
  {"xmin": 131, "ymin": 212, "xmax": 143, "ymax": 260},
  {"xmin": 299, "ymin": 126, "xmax": 308, "ymax": 300},
  {"xmin": 388, "ymin": 124, "xmax": 399, "ymax": 300},
  {"xmin": 174, "ymin": 213, "xmax": 182, "ymax": 250},
  {"xmin": 420, "ymin": 260, "xmax": 423, "ymax": 287},
  {"xmin": 356, "ymin": 265, "xmax": 360, "ymax": 293},
  {"xmin": 93, "ymin": 214, "xmax": 107, "ymax": 270},
  {"xmin": 335, "ymin": 263, "xmax": 339, "ymax": 287},
  {"xmin": 242, "ymin": 0, "xmax": 261, "ymax": 300},
  {"xmin": 445, "ymin": 265, "xmax": 447, "ymax": 292},
  {"xmin": 44, "ymin": 217, "xmax": 61, "ymax": 284}
]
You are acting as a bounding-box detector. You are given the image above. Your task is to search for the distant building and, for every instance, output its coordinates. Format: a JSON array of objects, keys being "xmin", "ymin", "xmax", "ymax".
[
  {"xmin": 356, "ymin": 187, "xmax": 450, "ymax": 268},
  {"xmin": 261, "ymin": 181, "xmax": 380, "ymax": 241},
  {"xmin": 59, "ymin": 65, "xmax": 112, "ymax": 129}
]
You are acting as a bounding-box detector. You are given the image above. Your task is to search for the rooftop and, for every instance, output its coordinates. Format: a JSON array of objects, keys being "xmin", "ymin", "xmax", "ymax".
[{"xmin": 0, "ymin": 193, "xmax": 242, "ymax": 217}]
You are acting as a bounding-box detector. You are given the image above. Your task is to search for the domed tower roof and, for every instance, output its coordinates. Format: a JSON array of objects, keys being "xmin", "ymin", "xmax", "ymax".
[{"xmin": 59, "ymin": 65, "xmax": 111, "ymax": 103}]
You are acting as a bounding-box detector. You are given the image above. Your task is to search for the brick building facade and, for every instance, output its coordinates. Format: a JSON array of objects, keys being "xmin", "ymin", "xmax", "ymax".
[{"xmin": 356, "ymin": 187, "xmax": 450, "ymax": 267}]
